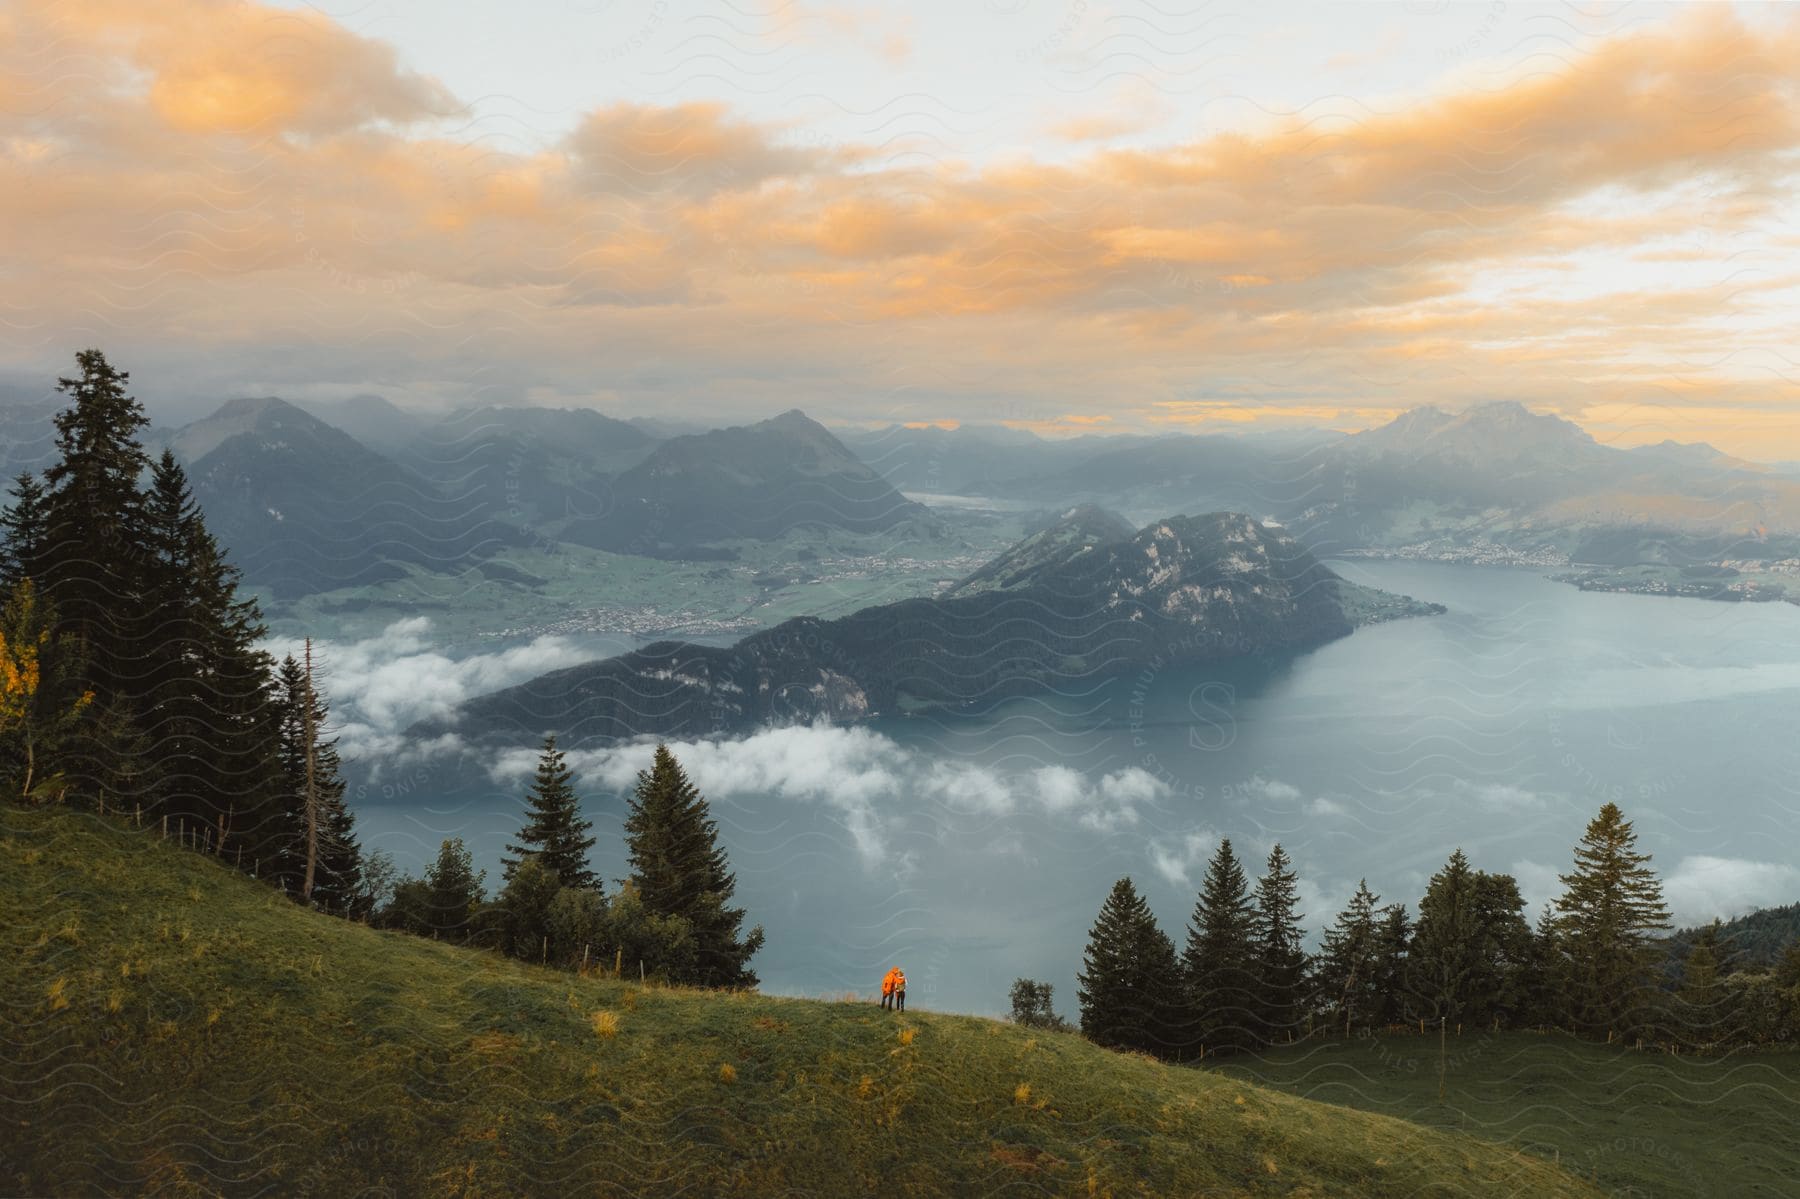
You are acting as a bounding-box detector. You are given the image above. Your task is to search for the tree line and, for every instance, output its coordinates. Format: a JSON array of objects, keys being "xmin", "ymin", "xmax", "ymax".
[
  {"xmin": 375, "ymin": 738, "xmax": 763, "ymax": 988},
  {"xmin": 0, "ymin": 351, "xmax": 764, "ymax": 990},
  {"xmin": 1063, "ymin": 803, "xmax": 1800, "ymax": 1058},
  {"xmin": 1, "ymin": 350, "xmax": 370, "ymax": 911}
]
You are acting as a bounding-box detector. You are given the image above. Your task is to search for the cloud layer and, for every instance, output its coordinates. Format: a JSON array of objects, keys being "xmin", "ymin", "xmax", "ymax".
[
  {"xmin": 492, "ymin": 724, "xmax": 1175, "ymax": 865},
  {"xmin": 3, "ymin": 2, "xmax": 1798, "ymax": 451}
]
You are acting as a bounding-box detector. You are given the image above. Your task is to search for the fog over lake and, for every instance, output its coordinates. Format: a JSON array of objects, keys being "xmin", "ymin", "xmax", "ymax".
[{"xmin": 344, "ymin": 560, "xmax": 1800, "ymax": 1016}]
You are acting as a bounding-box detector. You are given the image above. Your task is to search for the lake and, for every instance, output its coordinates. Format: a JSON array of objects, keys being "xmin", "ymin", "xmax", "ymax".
[{"xmin": 348, "ymin": 561, "xmax": 1800, "ymax": 1017}]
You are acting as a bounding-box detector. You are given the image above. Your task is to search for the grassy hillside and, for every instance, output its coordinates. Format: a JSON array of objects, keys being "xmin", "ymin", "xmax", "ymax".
[
  {"xmin": 0, "ymin": 807, "xmax": 1601, "ymax": 1198},
  {"xmin": 1222, "ymin": 1033, "xmax": 1800, "ymax": 1198}
]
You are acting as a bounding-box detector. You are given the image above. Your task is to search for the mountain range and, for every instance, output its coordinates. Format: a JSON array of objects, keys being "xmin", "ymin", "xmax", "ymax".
[
  {"xmin": 139, "ymin": 400, "xmax": 926, "ymax": 594},
  {"xmin": 6, "ymin": 388, "xmax": 1794, "ymax": 603},
  {"xmin": 556, "ymin": 409, "xmax": 930, "ymax": 558}
]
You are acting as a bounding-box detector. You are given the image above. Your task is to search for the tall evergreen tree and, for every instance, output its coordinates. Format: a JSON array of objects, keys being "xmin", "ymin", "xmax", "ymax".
[
  {"xmin": 0, "ymin": 472, "xmax": 48, "ymax": 592},
  {"xmin": 1521, "ymin": 905, "xmax": 1564, "ymax": 1028},
  {"xmin": 37, "ymin": 350, "xmax": 152, "ymax": 709},
  {"xmin": 267, "ymin": 653, "xmax": 359, "ymax": 909},
  {"xmin": 1371, "ymin": 902, "xmax": 1413, "ymax": 1026},
  {"xmin": 1314, "ymin": 879, "xmax": 1383, "ymax": 1035},
  {"xmin": 1552, "ymin": 802, "xmax": 1672, "ymax": 1035},
  {"xmin": 1077, "ymin": 877, "xmax": 1181, "ymax": 1056},
  {"xmin": 624, "ymin": 744, "xmax": 763, "ymax": 987},
  {"xmin": 1678, "ymin": 921, "xmax": 1730, "ymax": 1045},
  {"xmin": 502, "ymin": 734, "xmax": 598, "ymax": 890},
  {"xmin": 1251, "ymin": 844, "xmax": 1307, "ymax": 1044},
  {"xmin": 421, "ymin": 837, "xmax": 486, "ymax": 942},
  {"xmin": 1466, "ymin": 870, "xmax": 1534, "ymax": 1026},
  {"xmin": 1179, "ymin": 838, "xmax": 1259, "ymax": 1054},
  {"xmin": 1409, "ymin": 849, "xmax": 1480, "ymax": 1025}
]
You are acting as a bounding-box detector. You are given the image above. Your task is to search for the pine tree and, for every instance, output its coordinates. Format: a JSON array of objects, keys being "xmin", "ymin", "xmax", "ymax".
[
  {"xmin": 1552, "ymin": 802, "xmax": 1672, "ymax": 1036},
  {"xmin": 502, "ymin": 734, "xmax": 598, "ymax": 890},
  {"xmin": 1314, "ymin": 879, "xmax": 1382, "ymax": 1035},
  {"xmin": 267, "ymin": 655, "xmax": 313, "ymax": 887},
  {"xmin": 1678, "ymin": 921, "xmax": 1729, "ymax": 1046},
  {"xmin": 0, "ymin": 472, "xmax": 48, "ymax": 591},
  {"xmin": 1251, "ymin": 844, "xmax": 1307, "ymax": 1045},
  {"xmin": 1467, "ymin": 871, "xmax": 1533, "ymax": 1026},
  {"xmin": 1179, "ymin": 838, "xmax": 1259, "ymax": 1054},
  {"xmin": 267, "ymin": 652, "xmax": 359, "ymax": 909},
  {"xmin": 624, "ymin": 745, "xmax": 763, "ymax": 987},
  {"xmin": 37, "ymin": 350, "xmax": 152, "ymax": 711},
  {"xmin": 1521, "ymin": 905, "xmax": 1564, "ymax": 1028},
  {"xmin": 1409, "ymin": 849, "xmax": 1479, "ymax": 1025},
  {"xmin": 422, "ymin": 837, "xmax": 486, "ymax": 942},
  {"xmin": 1077, "ymin": 877, "xmax": 1180, "ymax": 1056},
  {"xmin": 1371, "ymin": 902, "xmax": 1413, "ymax": 1026}
]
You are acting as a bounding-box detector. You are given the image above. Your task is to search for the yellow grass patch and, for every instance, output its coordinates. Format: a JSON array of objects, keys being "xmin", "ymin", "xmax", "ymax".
[
  {"xmin": 1013, "ymin": 1082, "xmax": 1031, "ymax": 1105},
  {"xmin": 590, "ymin": 1010, "xmax": 619, "ymax": 1040},
  {"xmin": 991, "ymin": 1143, "xmax": 1062, "ymax": 1173},
  {"xmin": 471, "ymin": 1031, "xmax": 521, "ymax": 1057},
  {"xmin": 897, "ymin": 1027, "xmax": 915, "ymax": 1046},
  {"xmin": 45, "ymin": 976, "xmax": 68, "ymax": 1012},
  {"xmin": 718, "ymin": 1063, "xmax": 736, "ymax": 1084}
]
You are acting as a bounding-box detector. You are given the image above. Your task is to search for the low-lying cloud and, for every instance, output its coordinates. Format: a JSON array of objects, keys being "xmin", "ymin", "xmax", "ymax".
[
  {"xmin": 490, "ymin": 723, "xmax": 1177, "ymax": 866},
  {"xmin": 265, "ymin": 617, "xmax": 586, "ymax": 763}
]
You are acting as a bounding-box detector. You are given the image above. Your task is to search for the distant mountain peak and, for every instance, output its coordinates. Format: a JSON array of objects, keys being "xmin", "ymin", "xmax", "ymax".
[
  {"xmin": 560, "ymin": 403, "xmax": 927, "ymax": 553},
  {"xmin": 1357, "ymin": 400, "xmax": 1597, "ymax": 460},
  {"xmin": 171, "ymin": 396, "xmax": 355, "ymax": 463},
  {"xmin": 947, "ymin": 503, "xmax": 1134, "ymax": 597},
  {"xmin": 212, "ymin": 395, "xmax": 307, "ymax": 421}
]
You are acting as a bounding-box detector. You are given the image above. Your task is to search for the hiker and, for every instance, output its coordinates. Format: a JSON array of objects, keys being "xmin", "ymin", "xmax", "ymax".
[
  {"xmin": 891, "ymin": 968, "xmax": 906, "ymax": 1013},
  {"xmin": 880, "ymin": 966, "xmax": 900, "ymax": 1010}
]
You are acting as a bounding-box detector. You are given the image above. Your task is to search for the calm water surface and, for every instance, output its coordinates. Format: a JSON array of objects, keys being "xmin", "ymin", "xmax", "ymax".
[{"xmin": 353, "ymin": 561, "xmax": 1800, "ymax": 1016}]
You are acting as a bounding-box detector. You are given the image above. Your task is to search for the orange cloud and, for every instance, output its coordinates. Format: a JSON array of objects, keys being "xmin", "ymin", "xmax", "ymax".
[
  {"xmin": 2, "ymin": 2, "xmax": 1799, "ymax": 456},
  {"xmin": 565, "ymin": 102, "xmax": 832, "ymax": 198},
  {"xmin": 38, "ymin": 0, "xmax": 455, "ymax": 136}
]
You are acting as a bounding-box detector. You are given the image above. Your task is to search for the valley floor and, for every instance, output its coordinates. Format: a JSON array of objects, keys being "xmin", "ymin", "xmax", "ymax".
[{"xmin": 1217, "ymin": 1031, "xmax": 1800, "ymax": 1197}]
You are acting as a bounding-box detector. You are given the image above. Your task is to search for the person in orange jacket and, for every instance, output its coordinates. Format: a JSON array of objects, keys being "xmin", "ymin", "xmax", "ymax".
[{"xmin": 880, "ymin": 966, "xmax": 900, "ymax": 1010}]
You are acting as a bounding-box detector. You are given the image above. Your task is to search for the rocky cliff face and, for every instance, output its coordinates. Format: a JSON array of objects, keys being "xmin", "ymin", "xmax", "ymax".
[{"xmin": 435, "ymin": 510, "xmax": 1361, "ymax": 746}]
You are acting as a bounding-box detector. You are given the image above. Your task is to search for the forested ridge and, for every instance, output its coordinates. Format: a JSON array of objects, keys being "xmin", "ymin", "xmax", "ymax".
[{"xmin": 1047, "ymin": 807, "xmax": 1800, "ymax": 1060}]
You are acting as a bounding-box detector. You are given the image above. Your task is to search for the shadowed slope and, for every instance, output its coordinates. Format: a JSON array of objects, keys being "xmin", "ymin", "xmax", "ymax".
[
  {"xmin": 2, "ymin": 806, "xmax": 1600, "ymax": 1196},
  {"xmin": 434, "ymin": 511, "xmax": 1402, "ymax": 746}
]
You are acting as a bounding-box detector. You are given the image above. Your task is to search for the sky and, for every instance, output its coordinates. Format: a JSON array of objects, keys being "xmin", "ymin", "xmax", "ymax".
[{"xmin": 3, "ymin": 0, "xmax": 1798, "ymax": 455}]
